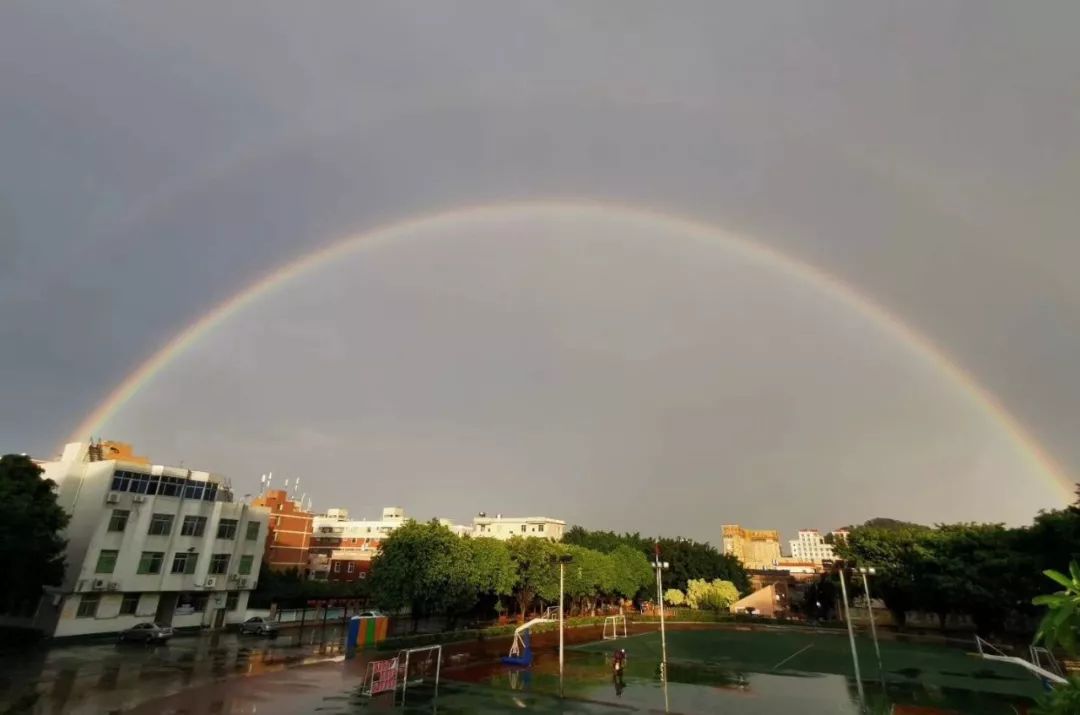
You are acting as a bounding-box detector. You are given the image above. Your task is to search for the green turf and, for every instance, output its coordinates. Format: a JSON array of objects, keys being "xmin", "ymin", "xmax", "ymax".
[{"xmin": 572, "ymin": 628, "xmax": 1047, "ymax": 700}]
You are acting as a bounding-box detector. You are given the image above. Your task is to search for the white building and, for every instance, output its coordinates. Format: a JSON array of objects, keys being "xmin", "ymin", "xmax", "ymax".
[
  {"xmin": 472, "ymin": 513, "xmax": 566, "ymax": 541},
  {"xmin": 788, "ymin": 529, "xmax": 838, "ymax": 563},
  {"xmin": 32, "ymin": 441, "xmax": 269, "ymax": 638}
]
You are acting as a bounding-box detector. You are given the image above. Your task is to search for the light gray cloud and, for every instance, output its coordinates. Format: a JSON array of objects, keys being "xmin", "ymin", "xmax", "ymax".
[{"xmin": 2, "ymin": 1, "xmax": 1077, "ymax": 539}]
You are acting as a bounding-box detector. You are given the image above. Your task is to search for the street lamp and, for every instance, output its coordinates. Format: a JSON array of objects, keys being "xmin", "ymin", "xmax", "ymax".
[
  {"xmin": 857, "ymin": 566, "xmax": 884, "ymax": 681},
  {"xmin": 651, "ymin": 556, "xmax": 670, "ymax": 681},
  {"xmin": 833, "ymin": 561, "xmax": 866, "ymax": 709},
  {"xmin": 551, "ymin": 554, "xmax": 574, "ymax": 685}
]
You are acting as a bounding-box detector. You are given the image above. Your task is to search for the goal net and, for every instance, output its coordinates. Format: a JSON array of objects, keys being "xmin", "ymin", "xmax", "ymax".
[
  {"xmin": 603, "ymin": 614, "xmax": 627, "ymax": 640},
  {"xmin": 397, "ymin": 644, "xmax": 442, "ymax": 703}
]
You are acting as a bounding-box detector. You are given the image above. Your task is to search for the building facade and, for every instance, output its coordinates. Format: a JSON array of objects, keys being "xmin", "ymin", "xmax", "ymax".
[
  {"xmin": 471, "ymin": 513, "xmax": 565, "ymax": 540},
  {"xmin": 308, "ymin": 507, "xmax": 407, "ymax": 579},
  {"xmin": 34, "ymin": 441, "xmax": 269, "ymax": 638},
  {"xmin": 721, "ymin": 524, "xmax": 783, "ymax": 570},
  {"xmin": 251, "ymin": 489, "xmax": 313, "ymax": 574},
  {"xmin": 788, "ymin": 529, "xmax": 837, "ymax": 563}
]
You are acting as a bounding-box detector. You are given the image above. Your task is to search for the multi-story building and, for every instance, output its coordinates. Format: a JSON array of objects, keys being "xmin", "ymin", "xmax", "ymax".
[
  {"xmin": 32, "ymin": 441, "xmax": 269, "ymax": 638},
  {"xmin": 251, "ymin": 489, "xmax": 314, "ymax": 574},
  {"xmin": 308, "ymin": 507, "xmax": 407, "ymax": 580},
  {"xmin": 721, "ymin": 524, "xmax": 783, "ymax": 570},
  {"xmin": 471, "ymin": 513, "xmax": 565, "ymax": 540},
  {"xmin": 789, "ymin": 529, "xmax": 838, "ymax": 563}
]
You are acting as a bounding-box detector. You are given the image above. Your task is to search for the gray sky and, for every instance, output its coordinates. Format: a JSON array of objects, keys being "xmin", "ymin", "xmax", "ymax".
[{"xmin": 2, "ymin": 2, "xmax": 1078, "ymax": 542}]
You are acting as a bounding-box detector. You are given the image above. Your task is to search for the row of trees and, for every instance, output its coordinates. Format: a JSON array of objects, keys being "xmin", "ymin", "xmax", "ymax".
[
  {"xmin": 835, "ymin": 501, "xmax": 1080, "ymax": 633},
  {"xmin": 367, "ymin": 521, "xmax": 656, "ymax": 629},
  {"xmin": 664, "ymin": 579, "xmax": 740, "ymax": 611},
  {"xmin": 562, "ymin": 526, "xmax": 750, "ymax": 594}
]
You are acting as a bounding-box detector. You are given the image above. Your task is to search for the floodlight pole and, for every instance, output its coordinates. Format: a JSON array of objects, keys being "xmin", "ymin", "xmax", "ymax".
[
  {"xmin": 858, "ymin": 567, "xmax": 884, "ymax": 680},
  {"xmin": 837, "ymin": 565, "xmax": 866, "ymax": 710},
  {"xmin": 653, "ymin": 557, "xmax": 669, "ymax": 681},
  {"xmin": 559, "ymin": 559, "xmax": 565, "ymax": 676}
]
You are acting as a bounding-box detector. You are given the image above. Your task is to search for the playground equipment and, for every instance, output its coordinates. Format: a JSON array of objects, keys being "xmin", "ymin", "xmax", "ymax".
[
  {"xmin": 974, "ymin": 636, "xmax": 1067, "ymax": 686},
  {"xmin": 603, "ymin": 614, "xmax": 628, "ymax": 640},
  {"xmin": 501, "ymin": 616, "xmax": 551, "ymax": 666}
]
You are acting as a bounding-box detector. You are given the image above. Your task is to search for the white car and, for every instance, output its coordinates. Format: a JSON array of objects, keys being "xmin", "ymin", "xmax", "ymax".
[{"xmin": 239, "ymin": 616, "xmax": 279, "ymax": 636}]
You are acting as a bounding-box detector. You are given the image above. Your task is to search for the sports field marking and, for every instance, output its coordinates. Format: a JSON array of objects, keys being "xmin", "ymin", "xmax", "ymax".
[{"xmin": 772, "ymin": 643, "xmax": 814, "ymax": 670}]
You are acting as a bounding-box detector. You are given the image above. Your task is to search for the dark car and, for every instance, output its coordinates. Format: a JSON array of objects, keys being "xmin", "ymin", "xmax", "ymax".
[
  {"xmin": 118, "ymin": 622, "xmax": 173, "ymax": 643},
  {"xmin": 239, "ymin": 616, "xmax": 279, "ymax": 636}
]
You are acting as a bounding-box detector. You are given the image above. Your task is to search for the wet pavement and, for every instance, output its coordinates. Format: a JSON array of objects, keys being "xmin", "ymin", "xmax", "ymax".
[{"xmin": 0, "ymin": 624, "xmax": 357, "ymax": 714}]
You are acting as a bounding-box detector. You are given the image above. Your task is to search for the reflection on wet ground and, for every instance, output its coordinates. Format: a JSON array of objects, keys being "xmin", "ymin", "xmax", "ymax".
[{"xmin": 0, "ymin": 624, "xmax": 354, "ymax": 714}]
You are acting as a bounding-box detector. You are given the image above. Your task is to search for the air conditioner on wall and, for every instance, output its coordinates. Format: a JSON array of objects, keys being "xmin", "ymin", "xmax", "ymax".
[
  {"xmin": 238, "ymin": 578, "xmax": 247, "ymax": 588},
  {"xmin": 204, "ymin": 577, "xmax": 216, "ymax": 588},
  {"xmin": 132, "ymin": 495, "xmax": 146, "ymax": 503},
  {"xmin": 92, "ymin": 579, "xmax": 106, "ymax": 590},
  {"xmin": 107, "ymin": 582, "xmax": 120, "ymax": 591},
  {"xmin": 105, "ymin": 493, "xmax": 120, "ymax": 504}
]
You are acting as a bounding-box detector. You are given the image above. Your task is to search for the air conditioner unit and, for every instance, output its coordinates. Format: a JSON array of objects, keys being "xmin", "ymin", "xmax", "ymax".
[
  {"xmin": 107, "ymin": 581, "xmax": 120, "ymax": 591},
  {"xmin": 105, "ymin": 493, "xmax": 120, "ymax": 504},
  {"xmin": 91, "ymin": 579, "xmax": 107, "ymax": 590},
  {"xmin": 237, "ymin": 578, "xmax": 248, "ymax": 588},
  {"xmin": 204, "ymin": 577, "xmax": 217, "ymax": 588},
  {"xmin": 227, "ymin": 573, "xmax": 240, "ymax": 581},
  {"xmin": 132, "ymin": 495, "xmax": 147, "ymax": 503}
]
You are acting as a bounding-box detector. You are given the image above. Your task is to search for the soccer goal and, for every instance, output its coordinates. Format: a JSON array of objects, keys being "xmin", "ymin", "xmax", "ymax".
[
  {"xmin": 603, "ymin": 614, "xmax": 628, "ymax": 640},
  {"xmin": 397, "ymin": 644, "xmax": 442, "ymax": 704}
]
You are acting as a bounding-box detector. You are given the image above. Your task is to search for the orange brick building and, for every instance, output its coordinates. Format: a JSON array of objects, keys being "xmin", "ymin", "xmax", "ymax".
[{"xmin": 251, "ymin": 490, "xmax": 314, "ymax": 574}]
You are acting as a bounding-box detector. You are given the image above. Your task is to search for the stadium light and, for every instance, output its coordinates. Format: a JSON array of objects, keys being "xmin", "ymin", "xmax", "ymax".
[
  {"xmin": 832, "ymin": 560, "xmax": 866, "ymax": 708},
  {"xmin": 550, "ymin": 553, "xmax": 573, "ymax": 688},
  {"xmin": 857, "ymin": 566, "xmax": 884, "ymax": 681},
  {"xmin": 651, "ymin": 555, "xmax": 670, "ymax": 681}
]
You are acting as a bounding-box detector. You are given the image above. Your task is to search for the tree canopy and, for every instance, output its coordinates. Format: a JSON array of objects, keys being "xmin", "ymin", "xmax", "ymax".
[
  {"xmin": 0, "ymin": 455, "xmax": 69, "ymax": 616},
  {"xmin": 563, "ymin": 526, "xmax": 750, "ymax": 594}
]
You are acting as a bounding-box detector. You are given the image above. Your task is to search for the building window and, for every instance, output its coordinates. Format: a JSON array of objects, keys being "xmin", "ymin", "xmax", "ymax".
[
  {"xmin": 108, "ymin": 509, "xmax": 130, "ymax": 532},
  {"xmin": 120, "ymin": 593, "xmax": 140, "ymax": 616},
  {"xmin": 217, "ymin": 519, "xmax": 238, "ymax": 539},
  {"xmin": 333, "ymin": 562, "xmax": 341, "ymax": 573},
  {"xmin": 538, "ymin": 524, "xmax": 544, "ymax": 532},
  {"xmin": 225, "ymin": 591, "xmax": 240, "ymax": 611},
  {"xmin": 171, "ymin": 552, "xmax": 198, "ymax": 574},
  {"xmin": 521, "ymin": 525, "xmax": 526, "ymax": 533},
  {"xmin": 147, "ymin": 514, "xmax": 174, "ymax": 536},
  {"xmin": 238, "ymin": 555, "xmax": 254, "ymax": 575},
  {"xmin": 245, "ymin": 522, "xmax": 260, "ymax": 541},
  {"xmin": 346, "ymin": 562, "xmax": 355, "ymax": 573},
  {"xmin": 76, "ymin": 594, "xmax": 101, "ymax": 618},
  {"xmin": 209, "ymin": 554, "xmax": 230, "ymax": 575},
  {"xmin": 95, "ymin": 549, "xmax": 119, "ymax": 574},
  {"xmin": 181, "ymin": 515, "xmax": 207, "ymax": 537},
  {"xmin": 136, "ymin": 551, "xmax": 164, "ymax": 574}
]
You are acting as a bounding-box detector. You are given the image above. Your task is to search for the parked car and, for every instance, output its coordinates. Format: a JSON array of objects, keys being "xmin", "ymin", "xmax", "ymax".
[
  {"xmin": 239, "ymin": 616, "xmax": 279, "ymax": 636},
  {"xmin": 356, "ymin": 610, "xmax": 384, "ymax": 618},
  {"xmin": 118, "ymin": 622, "xmax": 173, "ymax": 643}
]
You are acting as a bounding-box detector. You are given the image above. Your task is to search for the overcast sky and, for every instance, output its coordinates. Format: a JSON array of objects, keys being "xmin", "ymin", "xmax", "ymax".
[{"xmin": 2, "ymin": 2, "xmax": 1078, "ymax": 542}]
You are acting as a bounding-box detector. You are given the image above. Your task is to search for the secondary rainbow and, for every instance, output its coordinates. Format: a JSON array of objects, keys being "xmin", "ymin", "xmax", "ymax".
[{"xmin": 66, "ymin": 200, "xmax": 1072, "ymax": 499}]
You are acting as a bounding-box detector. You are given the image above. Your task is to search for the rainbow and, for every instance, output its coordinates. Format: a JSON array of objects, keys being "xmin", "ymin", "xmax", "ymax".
[{"xmin": 67, "ymin": 200, "xmax": 1072, "ymax": 498}]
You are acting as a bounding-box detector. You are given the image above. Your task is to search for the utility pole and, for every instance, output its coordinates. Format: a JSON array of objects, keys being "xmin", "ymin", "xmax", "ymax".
[
  {"xmin": 838, "ymin": 566, "xmax": 866, "ymax": 710},
  {"xmin": 653, "ymin": 543, "xmax": 669, "ymax": 682}
]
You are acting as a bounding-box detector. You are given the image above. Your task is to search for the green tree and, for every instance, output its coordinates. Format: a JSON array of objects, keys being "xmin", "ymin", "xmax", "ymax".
[
  {"xmin": 1031, "ymin": 563, "xmax": 1080, "ymax": 714},
  {"xmin": 507, "ymin": 536, "xmax": 561, "ymax": 616},
  {"xmin": 608, "ymin": 544, "xmax": 653, "ymax": 601},
  {"xmin": 664, "ymin": 588, "xmax": 685, "ymax": 606},
  {"xmin": 463, "ymin": 537, "xmax": 515, "ymax": 600},
  {"xmin": 368, "ymin": 520, "xmax": 474, "ymax": 630},
  {"xmin": 835, "ymin": 524, "xmax": 932, "ymax": 628},
  {"xmin": 0, "ymin": 455, "xmax": 68, "ymax": 616},
  {"xmin": 686, "ymin": 578, "xmax": 739, "ymax": 611},
  {"xmin": 563, "ymin": 545, "xmax": 615, "ymax": 614}
]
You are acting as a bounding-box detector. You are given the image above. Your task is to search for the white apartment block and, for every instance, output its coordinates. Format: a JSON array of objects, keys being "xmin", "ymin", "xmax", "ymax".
[
  {"xmin": 472, "ymin": 513, "xmax": 565, "ymax": 540},
  {"xmin": 33, "ymin": 442, "xmax": 269, "ymax": 638},
  {"xmin": 788, "ymin": 529, "xmax": 837, "ymax": 564}
]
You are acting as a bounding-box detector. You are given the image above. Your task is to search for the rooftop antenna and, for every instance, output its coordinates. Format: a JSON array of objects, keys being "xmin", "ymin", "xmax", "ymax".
[
  {"xmin": 266, "ymin": 472, "xmax": 273, "ymax": 491},
  {"xmin": 293, "ymin": 477, "xmax": 301, "ymax": 496}
]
